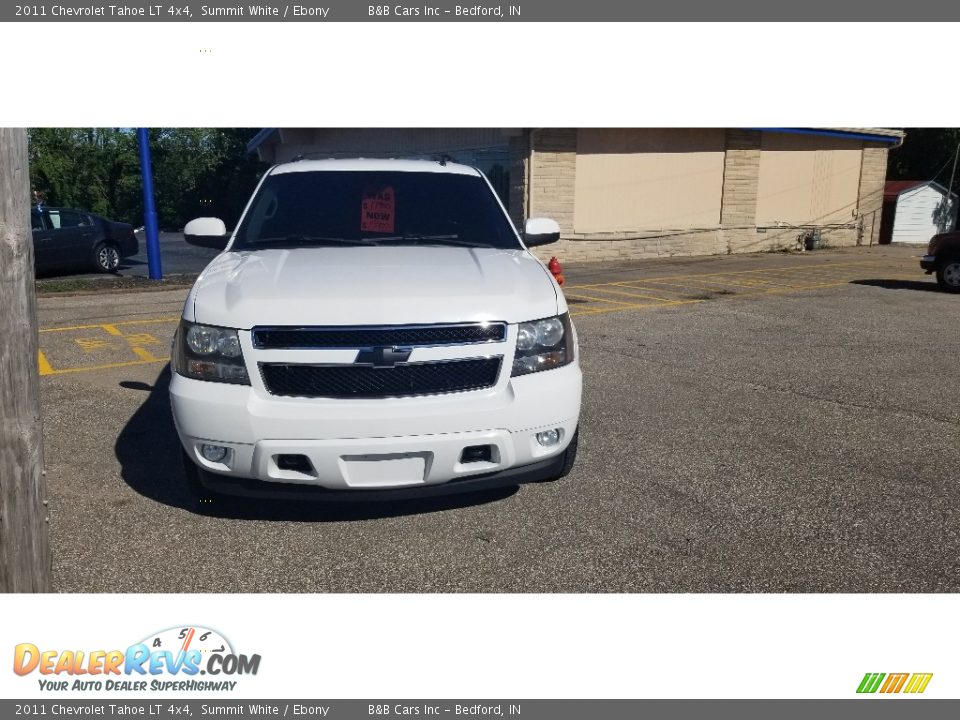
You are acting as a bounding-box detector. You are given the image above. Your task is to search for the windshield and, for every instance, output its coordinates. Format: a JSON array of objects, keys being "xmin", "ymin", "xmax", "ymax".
[{"xmin": 231, "ymin": 169, "xmax": 521, "ymax": 250}]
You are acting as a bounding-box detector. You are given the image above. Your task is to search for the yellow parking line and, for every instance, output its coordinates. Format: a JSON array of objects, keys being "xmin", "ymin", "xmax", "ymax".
[
  {"xmin": 633, "ymin": 269, "xmax": 862, "ymax": 292},
  {"xmin": 722, "ymin": 279, "xmax": 852, "ymax": 298},
  {"xmin": 37, "ymin": 351, "xmax": 54, "ymax": 376},
  {"xmin": 664, "ymin": 278, "xmax": 765, "ymax": 291},
  {"xmin": 728, "ymin": 269, "xmax": 845, "ymax": 285},
  {"xmin": 39, "ymin": 358, "xmax": 165, "ymax": 377},
  {"xmin": 40, "ymin": 316, "xmax": 179, "ymax": 333},
  {"xmin": 620, "ymin": 277, "xmax": 753, "ymax": 293},
  {"xmin": 576, "ymin": 285, "xmax": 683, "ymax": 303},
  {"xmin": 564, "ymin": 292, "xmax": 650, "ymax": 307},
  {"xmin": 570, "ymin": 298, "xmax": 705, "ymax": 318},
  {"xmin": 687, "ymin": 275, "xmax": 804, "ymax": 290},
  {"xmin": 755, "ymin": 270, "xmax": 846, "ymax": 285},
  {"xmin": 764, "ymin": 267, "xmax": 857, "ymax": 280},
  {"xmin": 564, "ymin": 258, "xmax": 886, "ymax": 291},
  {"xmin": 101, "ymin": 324, "xmax": 123, "ymax": 336},
  {"xmin": 569, "ymin": 278, "xmax": 855, "ymax": 320}
]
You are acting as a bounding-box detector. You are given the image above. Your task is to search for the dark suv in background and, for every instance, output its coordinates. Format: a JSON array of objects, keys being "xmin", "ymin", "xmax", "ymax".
[
  {"xmin": 31, "ymin": 206, "xmax": 138, "ymax": 274},
  {"xmin": 921, "ymin": 231, "xmax": 960, "ymax": 292}
]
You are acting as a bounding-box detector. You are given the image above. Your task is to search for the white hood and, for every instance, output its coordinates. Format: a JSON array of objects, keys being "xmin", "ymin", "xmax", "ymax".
[{"xmin": 188, "ymin": 246, "xmax": 561, "ymax": 328}]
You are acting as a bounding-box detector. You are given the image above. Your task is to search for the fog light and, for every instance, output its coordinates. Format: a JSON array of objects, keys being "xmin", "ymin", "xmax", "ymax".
[
  {"xmin": 200, "ymin": 444, "xmax": 229, "ymax": 463},
  {"xmin": 535, "ymin": 429, "xmax": 561, "ymax": 447}
]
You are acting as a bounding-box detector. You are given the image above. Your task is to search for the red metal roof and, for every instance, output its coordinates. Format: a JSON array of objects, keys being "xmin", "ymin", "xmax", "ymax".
[{"xmin": 884, "ymin": 180, "xmax": 926, "ymax": 201}]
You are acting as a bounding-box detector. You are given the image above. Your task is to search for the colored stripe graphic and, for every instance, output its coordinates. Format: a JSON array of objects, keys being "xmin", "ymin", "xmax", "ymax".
[
  {"xmin": 857, "ymin": 673, "xmax": 885, "ymax": 693},
  {"xmin": 857, "ymin": 672, "xmax": 932, "ymax": 694},
  {"xmin": 880, "ymin": 673, "xmax": 909, "ymax": 693},
  {"xmin": 903, "ymin": 673, "xmax": 933, "ymax": 694}
]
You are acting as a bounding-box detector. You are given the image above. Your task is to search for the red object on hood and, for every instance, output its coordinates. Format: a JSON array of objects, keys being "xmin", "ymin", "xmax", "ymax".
[{"xmin": 547, "ymin": 256, "xmax": 565, "ymax": 285}]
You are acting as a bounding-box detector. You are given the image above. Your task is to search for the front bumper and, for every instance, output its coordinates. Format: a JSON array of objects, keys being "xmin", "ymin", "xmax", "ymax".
[
  {"xmin": 195, "ymin": 450, "xmax": 568, "ymax": 501},
  {"xmin": 921, "ymin": 255, "xmax": 937, "ymax": 273},
  {"xmin": 170, "ymin": 360, "xmax": 581, "ymax": 495}
]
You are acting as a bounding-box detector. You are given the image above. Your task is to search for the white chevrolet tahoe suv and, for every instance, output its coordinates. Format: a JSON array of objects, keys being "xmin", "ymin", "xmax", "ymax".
[{"xmin": 171, "ymin": 158, "xmax": 582, "ymax": 501}]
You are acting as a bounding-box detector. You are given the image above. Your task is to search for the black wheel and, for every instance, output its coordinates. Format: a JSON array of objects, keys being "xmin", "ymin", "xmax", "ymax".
[
  {"xmin": 93, "ymin": 242, "xmax": 121, "ymax": 273},
  {"xmin": 936, "ymin": 259, "xmax": 960, "ymax": 293},
  {"xmin": 551, "ymin": 427, "xmax": 579, "ymax": 481},
  {"xmin": 181, "ymin": 449, "xmax": 217, "ymax": 506}
]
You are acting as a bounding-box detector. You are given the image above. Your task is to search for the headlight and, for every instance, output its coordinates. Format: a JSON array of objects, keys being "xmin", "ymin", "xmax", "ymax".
[
  {"xmin": 172, "ymin": 321, "xmax": 249, "ymax": 385},
  {"xmin": 511, "ymin": 313, "xmax": 574, "ymax": 377}
]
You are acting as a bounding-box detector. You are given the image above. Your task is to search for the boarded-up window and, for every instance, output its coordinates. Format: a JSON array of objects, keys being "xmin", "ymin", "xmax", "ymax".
[
  {"xmin": 756, "ymin": 132, "xmax": 863, "ymax": 225},
  {"xmin": 574, "ymin": 129, "xmax": 725, "ymax": 233}
]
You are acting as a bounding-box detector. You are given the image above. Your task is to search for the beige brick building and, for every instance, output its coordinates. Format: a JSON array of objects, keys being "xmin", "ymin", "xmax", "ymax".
[{"xmin": 248, "ymin": 127, "xmax": 903, "ymax": 262}]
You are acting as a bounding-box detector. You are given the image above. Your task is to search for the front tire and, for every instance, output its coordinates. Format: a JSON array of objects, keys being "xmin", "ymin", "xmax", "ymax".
[
  {"xmin": 936, "ymin": 259, "xmax": 960, "ymax": 293},
  {"xmin": 93, "ymin": 242, "xmax": 121, "ymax": 273}
]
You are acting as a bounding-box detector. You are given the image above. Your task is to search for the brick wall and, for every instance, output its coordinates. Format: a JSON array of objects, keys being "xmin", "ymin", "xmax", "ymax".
[
  {"xmin": 856, "ymin": 142, "xmax": 891, "ymax": 246},
  {"xmin": 720, "ymin": 129, "xmax": 764, "ymax": 256},
  {"xmin": 525, "ymin": 128, "xmax": 892, "ymax": 263},
  {"xmin": 720, "ymin": 129, "xmax": 761, "ymax": 227},
  {"xmin": 528, "ymin": 129, "xmax": 577, "ymax": 234}
]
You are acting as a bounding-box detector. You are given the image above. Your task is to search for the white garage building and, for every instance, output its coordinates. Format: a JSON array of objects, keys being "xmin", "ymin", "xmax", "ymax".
[{"xmin": 881, "ymin": 180, "xmax": 957, "ymax": 245}]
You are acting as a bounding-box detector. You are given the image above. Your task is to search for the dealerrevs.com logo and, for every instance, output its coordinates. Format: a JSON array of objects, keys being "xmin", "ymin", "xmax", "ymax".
[{"xmin": 13, "ymin": 626, "xmax": 261, "ymax": 693}]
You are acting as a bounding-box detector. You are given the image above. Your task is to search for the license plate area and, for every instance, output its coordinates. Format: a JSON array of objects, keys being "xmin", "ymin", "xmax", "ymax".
[{"xmin": 338, "ymin": 452, "xmax": 430, "ymax": 488}]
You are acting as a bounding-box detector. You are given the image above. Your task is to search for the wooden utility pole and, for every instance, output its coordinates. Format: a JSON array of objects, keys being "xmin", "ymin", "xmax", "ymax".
[{"xmin": 0, "ymin": 128, "xmax": 49, "ymax": 592}]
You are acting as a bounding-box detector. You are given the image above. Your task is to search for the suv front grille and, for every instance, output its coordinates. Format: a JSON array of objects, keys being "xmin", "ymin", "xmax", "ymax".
[
  {"xmin": 259, "ymin": 357, "xmax": 502, "ymax": 399},
  {"xmin": 252, "ymin": 323, "xmax": 506, "ymax": 349}
]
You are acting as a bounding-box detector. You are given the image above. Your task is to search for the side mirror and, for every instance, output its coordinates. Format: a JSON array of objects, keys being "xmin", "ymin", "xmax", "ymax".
[
  {"xmin": 524, "ymin": 217, "xmax": 561, "ymax": 247},
  {"xmin": 184, "ymin": 217, "xmax": 229, "ymax": 250}
]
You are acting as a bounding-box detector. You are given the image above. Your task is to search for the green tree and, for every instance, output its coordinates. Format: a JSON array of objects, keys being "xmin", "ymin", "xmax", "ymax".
[
  {"xmin": 27, "ymin": 128, "xmax": 265, "ymax": 229},
  {"xmin": 28, "ymin": 128, "xmax": 138, "ymax": 219},
  {"xmin": 888, "ymin": 128, "xmax": 960, "ymax": 189}
]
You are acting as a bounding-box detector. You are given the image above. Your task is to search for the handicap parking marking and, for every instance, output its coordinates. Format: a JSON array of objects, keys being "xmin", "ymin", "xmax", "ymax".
[
  {"xmin": 38, "ymin": 316, "xmax": 178, "ymax": 377},
  {"xmin": 75, "ymin": 336, "xmax": 113, "ymax": 352},
  {"xmin": 38, "ymin": 316, "xmax": 180, "ymax": 335}
]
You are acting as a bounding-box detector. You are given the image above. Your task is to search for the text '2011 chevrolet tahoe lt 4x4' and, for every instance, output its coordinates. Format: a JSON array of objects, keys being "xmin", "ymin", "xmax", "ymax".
[{"xmin": 171, "ymin": 159, "xmax": 582, "ymax": 501}]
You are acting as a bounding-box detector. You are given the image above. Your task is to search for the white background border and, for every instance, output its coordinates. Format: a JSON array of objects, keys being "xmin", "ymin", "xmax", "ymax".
[
  {"xmin": 1, "ymin": 594, "xmax": 957, "ymax": 698},
  {"xmin": 1, "ymin": 20, "xmax": 957, "ymax": 700},
  {"xmin": 0, "ymin": 22, "xmax": 957, "ymax": 127}
]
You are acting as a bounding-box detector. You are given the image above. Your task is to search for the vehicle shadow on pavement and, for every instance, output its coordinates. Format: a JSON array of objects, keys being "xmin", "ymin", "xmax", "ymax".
[
  {"xmin": 115, "ymin": 365, "xmax": 518, "ymax": 522},
  {"xmin": 850, "ymin": 279, "xmax": 942, "ymax": 293}
]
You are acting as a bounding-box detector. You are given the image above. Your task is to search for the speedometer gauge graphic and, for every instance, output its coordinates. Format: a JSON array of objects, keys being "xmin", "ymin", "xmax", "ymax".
[{"xmin": 138, "ymin": 626, "xmax": 234, "ymax": 658}]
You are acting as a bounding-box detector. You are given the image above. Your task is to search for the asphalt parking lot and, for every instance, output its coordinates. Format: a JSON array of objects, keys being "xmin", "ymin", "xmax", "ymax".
[{"xmin": 37, "ymin": 245, "xmax": 960, "ymax": 592}]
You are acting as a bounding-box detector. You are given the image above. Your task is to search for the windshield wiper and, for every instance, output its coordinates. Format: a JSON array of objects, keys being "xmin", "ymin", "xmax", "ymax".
[
  {"xmin": 251, "ymin": 235, "xmax": 374, "ymax": 247},
  {"xmin": 369, "ymin": 234, "xmax": 494, "ymax": 248}
]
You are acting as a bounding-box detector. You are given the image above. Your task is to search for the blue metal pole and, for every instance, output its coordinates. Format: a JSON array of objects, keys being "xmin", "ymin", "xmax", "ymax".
[{"xmin": 137, "ymin": 128, "xmax": 162, "ymax": 280}]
